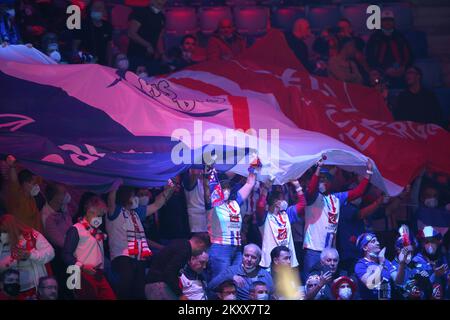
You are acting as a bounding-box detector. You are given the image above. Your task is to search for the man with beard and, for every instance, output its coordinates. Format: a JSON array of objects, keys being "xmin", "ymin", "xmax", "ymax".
[
  {"xmin": 0, "ymin": 269, "xmax": 20, "ymax": 300},
  {"xmin": 354, "ymin": 233, "xmax": 408, "ymax": 300}
]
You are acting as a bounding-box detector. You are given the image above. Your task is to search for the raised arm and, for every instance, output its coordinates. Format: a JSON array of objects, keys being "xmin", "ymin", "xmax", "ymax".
[
  {"xmin": 256, "ymin": 180, "xmax": 271, "ymax": 225},
  {"xmin": 237, "ymin": 172, "xmax": 256, "ymax": 202},
  {"xmin": 347, "ymin": 160, "xmax": 373, "ymax": 202},
  {"xmin": 6, "ymin": 155, "xmax": 18, "ymax": 185},
  {"xmin": 357, "ymin": 195, "xmax": 384, "ymax": 220},
  {"xmin": 290, "ymin": 180, "xmax": 306, "ymax": 218},
  {"xmin": 107, "ymin": 187, "xmax": 117, "ymax": 216},
  {"xmin": 183, "ymin": 169, "xmax": 201, "ymax": 191},
  {"xmin": 305, "ymin": 161, "xmax": 321, "ymax": 202},
  {"xmin": 146, "ymin": 180, "xmax": 176, "ymax": 217},
  {"xmin": 203, "ymin": 169, "xmax": 212, "ymax": 210}
]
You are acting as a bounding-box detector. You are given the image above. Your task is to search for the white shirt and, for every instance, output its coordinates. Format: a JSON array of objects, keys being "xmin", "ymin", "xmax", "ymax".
[
  {"xmin": 184, "ymin": 179, "xmax": 207, "ymax": 233},
  {"xmin": 303, "ymin": 192, "xmax": 348, "ymax": 251}
]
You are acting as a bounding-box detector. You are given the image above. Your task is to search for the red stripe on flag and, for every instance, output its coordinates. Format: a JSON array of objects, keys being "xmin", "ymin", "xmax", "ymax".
[
  {"xmin": 170, "ymin": 78, "xmax": 251, "ymax": 130},
  {"xmin": 227, "ymin": 95, "xmax": 251, "ymax": 131}
]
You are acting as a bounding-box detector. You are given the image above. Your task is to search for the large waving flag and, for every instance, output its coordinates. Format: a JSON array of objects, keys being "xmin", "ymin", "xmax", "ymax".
[{"xmin": 1, "ymin": 30, "xmax": 449, "ymax": 195}]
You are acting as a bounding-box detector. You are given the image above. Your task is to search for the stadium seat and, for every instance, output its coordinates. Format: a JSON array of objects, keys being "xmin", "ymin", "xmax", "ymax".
[
  {"xmin": 307, "ymin": 5, "xmax": 341, "ymax": 32},
  {"xmin": 166, "ymin": 0, "xmax": 187, "ymax": 7},
  {"xmin": 340, "ymin": 3, "xmax": 372, "ymax": 35},
  {"xmin": 111, "ymin": 4, "xmax": 132, "ymax": 30},
  {"xmin": 226, "ymin": 0, "xmax": 257, "ymax": 7},
  {"xmin": 199, "ymin": 6, "xmax": 232, "ymax": 35},
  {"xmin": 272, "ymin": 6, "xmax": 307, "ymax": 32},
  {"xmin": 415, "ymin": 58, "xmax": 443, "ymax": 88},
  {"xmin": 233, "ymin": 6, "xmax": 270, "ymax": 37},
  {"xmin": 381, "ymin": 2, "xmax": 413, "ymax": 32},
  {"xmin": 405, "ymin": 30, "xmax": 428, "ymax": 59},
  {"xmin": 164, "ymin": 7, "xmax": 199, "ymax": 36},
  {"xmin": 124, "ymin": 0, "xmax": 150, "ymax": 6}
]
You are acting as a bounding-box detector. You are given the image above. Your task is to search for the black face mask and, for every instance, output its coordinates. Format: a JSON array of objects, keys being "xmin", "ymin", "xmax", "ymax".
[{"xmin": 3, "ymin": 283, "xmax": 20, "ymax": 297}]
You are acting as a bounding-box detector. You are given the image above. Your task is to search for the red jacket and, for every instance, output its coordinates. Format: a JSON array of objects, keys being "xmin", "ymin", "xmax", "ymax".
[{"xmin": 206, "ymin": 34, "xmax": 246, "ymax": 61}]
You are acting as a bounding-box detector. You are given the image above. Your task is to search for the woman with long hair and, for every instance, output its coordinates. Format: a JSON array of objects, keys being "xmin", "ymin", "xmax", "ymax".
[{"xmin": 0, "ymin": 214, "xmax": 54, "ymax": 300}]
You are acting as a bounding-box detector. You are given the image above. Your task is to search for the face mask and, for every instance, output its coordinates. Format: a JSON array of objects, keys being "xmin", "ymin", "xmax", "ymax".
[
  {"xmin": 131, "ymin": 196, "xmax": 139, "ymax": 210},
  {"xmin": 279, "ymin": 200, "xmax": 288, "ymax": 211},
  {"xmin": 256, "ymin": 293, "xmax": 268, "ymax": 300},
  {"xmin": 63, "ymin": 192, "xmax": 71, "ymax": 205},
  {"xmin": 138, "ymin": 72, "xmax": 148, "ymax": 78},
  {"xmin": 139, "ymin": 196, "xmax": 150, "ymax": 206},
  {"xmin": 3, "ymin": 283, "xmax": 20, "ymax": 297},
  {"xmin": 117, "ymin": 59, "xmax": 129, "ymax": 71},
  {"xmin": 223, "ymin": 189, "xmax": 230, "ymax": 201},
  {"xmin": 151, "ymin": 6, "xmax": 161, "ymax": 14},
  {"xmin": 223, "ymin": 294, "xmax": 236, "ymax": 300},
  {"xmin": 6, "ymin": 9, "xmax": 15, "ymax": 18},
  {"xmin": 425, "ymin": 243, "xmax": 437, "ymax": 255},
  {"xmin": 382, "ymin": 28, "xmax": 394, "ymax": 36},
  {"xmin": 0, "ymin": 233, "xmax": 8, "ymax": 244},
  {"xmin": 49, "ymin": 50, "xmax": 61, "ymax": 63},
  {"xmin": 30, "ymin": 184, "xmax": 40, "ymax": 197},
  {"xmin": 405, "ymin": 253, "xmax": 412, "ymax": 264},
  {"xmin": 338, "ymin": 287, "xmax": 352, "ymax": 300},
  {"xmin": 90, "ymin": 11, "xmax": 103, "ymax": 21},
  {"xmin": 90, "ymin": 216, "xmax": 102, "ymax": 228},
  {"xmin": 319, "ymin": 182, "xmax": 327, "ymax": 194},
  {"xmin": 424, "ymin": 198, "xmax": 438, "ymax": 208},
  {"xmin": 351, "ymin": 198, "xmax": 362, "ymax": 206}
]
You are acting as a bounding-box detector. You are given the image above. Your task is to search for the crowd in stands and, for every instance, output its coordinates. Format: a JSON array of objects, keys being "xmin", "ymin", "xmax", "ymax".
[
  {"xmin": 0, "ymin": 153, "xmax": 449, "ymax": 300},
  {"xmin": 0, "ymin": 0, "xmax": 449, "ymax": 300},
  {"xmin": 0, "ymin": 0, "xmax": 448, "ymax": 129}
]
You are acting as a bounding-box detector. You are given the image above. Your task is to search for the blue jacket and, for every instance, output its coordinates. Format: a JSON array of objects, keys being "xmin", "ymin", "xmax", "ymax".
[{"xmin": 208, "ymin": 264, "xmax": 274, "ymax": 300}]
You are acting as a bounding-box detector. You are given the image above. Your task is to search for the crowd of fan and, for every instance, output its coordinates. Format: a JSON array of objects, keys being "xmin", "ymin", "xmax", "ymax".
[
  {"xmin": 0, "ymin": 0, "xmax": 448, "ymax": 129},
  {"xmin": 0, "ymin": 153, "xmax": 449, "ymax": 300},
  {"xmin": 0, "ymin": 0, "xmax": 449, "ymax": 301}
]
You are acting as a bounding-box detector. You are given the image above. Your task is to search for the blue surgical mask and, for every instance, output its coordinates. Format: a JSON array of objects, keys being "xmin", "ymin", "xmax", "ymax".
[
  {"xmin": 256, "ymin": 293, "xmax": 269, "ymax": 300},
  {"xmin": 6, "ymin": 9, "xmax": 15, "ymax": 18},
  {"xmin": 90, "ymin": 11, "xmax": 103, "ymax": 21}
]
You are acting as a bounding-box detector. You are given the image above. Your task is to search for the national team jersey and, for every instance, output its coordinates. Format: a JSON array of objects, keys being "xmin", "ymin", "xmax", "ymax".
[
  {"xmin": 259, "ymin": 205, "xmax": 300, "ymax": 268},
  {"xmin": 354, "ymin": 258, "xmax": 396, "ymax": 300},
  {"xmin": 303, "ymin": 192, "xmax": 348, "ymax": 251},
  {"xmin": 208, "ymin": 194, "xmax": 244, "ymax": 246}
]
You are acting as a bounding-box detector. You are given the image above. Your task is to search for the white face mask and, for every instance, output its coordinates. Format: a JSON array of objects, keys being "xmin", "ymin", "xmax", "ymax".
[
  {"xmin": 0, "ymin": 233, "xmax": 8, "ymax": 244},
  {"xmin": 319, "ymin": 182, "xmax": 327, "ymax": 194},
  {"xmin": 256, "ymin": 293, "xmax": 268, "ymax": 300},
  {"xmin": 139, "ymin": 196, "xmax": 150, "ymax": 206},
  {"xmin": 90, "ymin": 11, "xmax": 103, "ymax": 21},
  {"xmin": 130, "ymin": 196, "xmax": 139, "ymax": 210},
  {"xmin": 63, "ymin": 192, "xmax": 71, "ymax": 205},
  {"xmin": 223, "ymin": 294, "xmax": 236, "ymax": 300},
  {"xmin": 425, "ymin": 243, "xmax": 437, "ymax": 255},
  {"xmin": 405, "ymin": 253, "xmax": 412, "ymax": 264},
  {"xmin": 223, "ymin": 189, "xmax": 230, "ymax": 201},
  {"xmin": 338, "ymin": 287, "xmax": 352, "ymax": 300},
  {"xmin": 90, "ymin": 216, "xmax": 102, "ymax": 228},
  {"xmin": 424, "ymin": 198, "xmax": 438, "ymax": 208},
  {"xmin": 279, "ymin": 200, "xmax": 288, "ymax": 211},
  {"xmin": 117, "ymin": 59, "xmax": 129, "ymax": 71},
  {"xmin": 351, "ymin": 198, "xmax": 362, "ymax": 206},
  {"xmin": 6, "ymin": 9, "xmax": 15, "ymax": 18},
  {"xmin": 49, "ymin": 50, "xmax": 61, "ymax": 63},
  {"xmin": 30, "ymin": 184, "xmax": 40, "ymax": 197},
  {"xmin": 138, "ymin": 72, "xmax": 148, "ymax": 78}
]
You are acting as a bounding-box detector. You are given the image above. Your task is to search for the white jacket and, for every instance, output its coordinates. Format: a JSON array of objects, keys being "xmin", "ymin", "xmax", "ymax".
[{"xmin": 0, "ymin": 230, "xmax": 55, "ymax": 291}]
